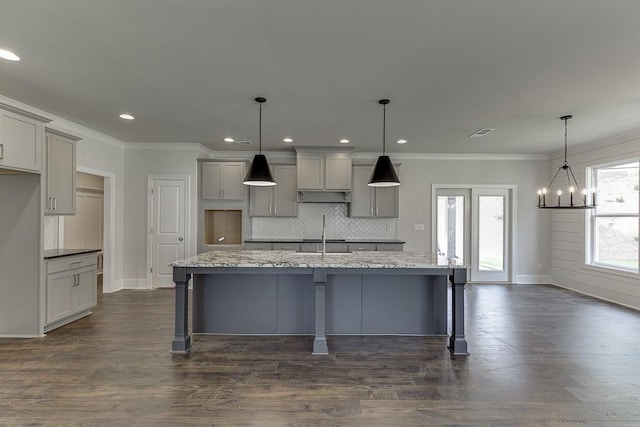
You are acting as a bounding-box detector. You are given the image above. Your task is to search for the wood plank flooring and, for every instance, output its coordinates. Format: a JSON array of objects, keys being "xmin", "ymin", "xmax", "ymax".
[{"xmin": 1, "ymin": 284, "xmax": 640, "ymax": 426}]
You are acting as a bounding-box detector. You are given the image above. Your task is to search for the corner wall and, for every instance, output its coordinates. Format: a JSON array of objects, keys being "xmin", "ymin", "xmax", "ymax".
[{"xmin": 549, "ymin": 131, "xmax": 640, "ymax": 310}]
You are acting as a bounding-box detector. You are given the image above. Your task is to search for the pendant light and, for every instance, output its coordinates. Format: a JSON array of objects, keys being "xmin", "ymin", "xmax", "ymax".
[
  {"xmin": 368, "ymin": 99, "xmax": 400, "ymax": 187},
  {"xmin": 243, "ymin": 97, "xmax": 276, "ymax": 186},
  {"xmin": 537, "ymin": 115, "xmax": 595, "ymax": 209}
]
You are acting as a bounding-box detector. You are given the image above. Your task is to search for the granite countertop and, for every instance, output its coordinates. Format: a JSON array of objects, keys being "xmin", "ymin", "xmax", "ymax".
[
  {"xmin": 170, "ymin": 250, "xmax": 466, "ymax": 269},
  {"xmin": 44, "ymin": 248, "xmax": 101, "ymax": 259},
  {"xmin": 245, "ymin": 238, "xmax": 405, "ymax": 244}
]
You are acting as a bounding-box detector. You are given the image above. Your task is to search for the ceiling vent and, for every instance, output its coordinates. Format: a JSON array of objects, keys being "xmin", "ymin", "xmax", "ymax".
[
  {"xmin": 469, "ymin": 128, "xmax": 494, "ymax": 138},
  {"xmin": 233, "ymin": 140, "xmax": 252, "ymax": 145}
]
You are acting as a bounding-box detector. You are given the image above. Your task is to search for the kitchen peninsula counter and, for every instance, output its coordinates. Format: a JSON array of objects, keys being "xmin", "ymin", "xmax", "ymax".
[{"xmin": 170, "ymin": 250, "xmax": 468, "ymax": 356}]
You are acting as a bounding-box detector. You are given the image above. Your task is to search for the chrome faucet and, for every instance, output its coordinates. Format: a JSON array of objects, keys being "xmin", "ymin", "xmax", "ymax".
[{"xmin": 321, "ymin": 214, "xmax": 326, "ymax": 257}]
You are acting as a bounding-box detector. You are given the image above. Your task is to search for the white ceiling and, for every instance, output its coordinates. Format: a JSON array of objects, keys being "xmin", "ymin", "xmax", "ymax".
[{"xmin": 1, "ymin": 0, "xmax": 640, "ymax": 155}]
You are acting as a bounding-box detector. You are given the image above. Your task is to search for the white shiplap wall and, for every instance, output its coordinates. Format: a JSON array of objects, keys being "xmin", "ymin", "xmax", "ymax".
[{"xmin": 550, "ymin": 131, "xmax": 640, "ymax": 310}]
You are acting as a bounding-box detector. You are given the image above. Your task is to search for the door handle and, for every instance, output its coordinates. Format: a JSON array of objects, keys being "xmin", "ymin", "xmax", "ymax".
[{"xmin": 178, "ymin": 237, "xmax": 184, "ymax": 241}]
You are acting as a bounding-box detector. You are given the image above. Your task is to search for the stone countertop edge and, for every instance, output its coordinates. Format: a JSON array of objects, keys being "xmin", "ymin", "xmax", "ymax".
[
  {"xmin": 44, "ymin": 249, "xmax": 102, "ymax": 259},
  {"xmin": 245, "ymin": 238, "xmax": 406, "ymax": 244},
  {"xmin": 170, "ymin": 250, "xmax": 466, "ymax": 269}
]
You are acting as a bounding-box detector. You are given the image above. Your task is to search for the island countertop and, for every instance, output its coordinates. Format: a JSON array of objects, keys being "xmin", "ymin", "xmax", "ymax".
[{"xmin": 170, "ymin": 250, "xmax": 466, "ymax": 269}]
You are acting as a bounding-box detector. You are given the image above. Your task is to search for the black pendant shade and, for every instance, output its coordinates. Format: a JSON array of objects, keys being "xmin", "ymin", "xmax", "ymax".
[
  {"xmin": 244, "ymin": 154, "xmax": 275, "ymax": 186},
  {"xmin": 243, "ymin": 97, "xmax": 276, "ymax": 186},
  {"xmin": 369, "ymin": 99, "xmax": 400, "ymax": 187},
  {"xmin": 368, "ymin": 155, "xmax": 400, "ymax": 187}
]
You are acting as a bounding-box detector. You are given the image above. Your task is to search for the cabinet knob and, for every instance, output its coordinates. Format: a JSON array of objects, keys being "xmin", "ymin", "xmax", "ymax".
[{"xmin": 178, "ymin": 237, "xmax": 184, "ymax": 241}]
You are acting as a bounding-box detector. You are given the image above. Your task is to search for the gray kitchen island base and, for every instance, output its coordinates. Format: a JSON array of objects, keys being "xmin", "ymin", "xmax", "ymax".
[{"xmin": 170, "ymin": 251, "xmax": 469, "ymax": 356}]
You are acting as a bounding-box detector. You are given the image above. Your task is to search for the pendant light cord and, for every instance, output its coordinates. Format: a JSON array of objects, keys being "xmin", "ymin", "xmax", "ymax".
[
  {"xmin": 259, "ymin": 101, "xmax": 262, "ymax": 154},
  {"xmin": 382, "ymin": 103, "xmax": 386, "ymax": 155}
]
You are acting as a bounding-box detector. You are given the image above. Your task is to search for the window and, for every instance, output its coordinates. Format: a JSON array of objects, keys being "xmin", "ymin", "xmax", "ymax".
[{"xmin": 588, "ymin": 160, "xmax": 639, "ymax": 272}]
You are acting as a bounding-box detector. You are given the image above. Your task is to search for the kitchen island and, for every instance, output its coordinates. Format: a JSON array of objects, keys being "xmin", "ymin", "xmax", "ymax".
[{"xmin": 170, "ymin": 250, "xmax": 469, "ymax": 355}]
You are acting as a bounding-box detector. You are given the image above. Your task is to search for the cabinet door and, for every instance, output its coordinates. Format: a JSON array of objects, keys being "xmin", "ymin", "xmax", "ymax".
[
  {"xmin": 46, "ymin": 133, "xmax": 76, "ymax": 214},
  {"xmin": 47, "ymin": 272, "xmax": 73, "ymax": 323},
  {"xmin": 221, "ymin": 162, "xmax": 245, "ymax": 200},
  {"xmin": 74, "ymin": 267, "xmax": 97, "ymax": 312},
  {"xmin": 325, "ymin": 154, "xmax": 351, "ymax": 190},
  {"xmin": 249, "ymin": 186, "xmax": 273, "ymax": 217},
  {"xmin": 374, "ymin": 186, "xmax": 399, "ymax": 218},
  {"xmin": 297, "ymin": 156, "xmax": 324, "ymax": 190},
  {"xmin": 273, "ymin": 165, "xmax": 298, "ymax": 217},
  {"xmin": 350, "ymin": 166, "xmax": 374, "ymax": 217},
  {"xmin": 0, "ymin": 109, "xmax": 43, "ymax": 173},
  {"xmin": 201, "ymin": 163, "xmax": 222, "ymax": 199}
]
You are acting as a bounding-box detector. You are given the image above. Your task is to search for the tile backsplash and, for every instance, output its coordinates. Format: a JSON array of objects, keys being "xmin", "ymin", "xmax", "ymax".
[{"xmin": 251, "ymin": 203, "xmax": 396, "ymax": 240}]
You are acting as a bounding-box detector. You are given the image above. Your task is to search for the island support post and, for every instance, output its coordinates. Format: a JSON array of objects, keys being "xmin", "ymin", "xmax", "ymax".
[
  {"xmin": 448, "ymin": 268, "xmax": 469, "ymax": 355},
  {"xmin": 171, "ymin": 267, "xmax": 191, "ymax": 353}
]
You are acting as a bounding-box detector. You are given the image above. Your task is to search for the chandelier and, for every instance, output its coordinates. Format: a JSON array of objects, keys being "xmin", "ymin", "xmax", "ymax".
[{"xmin": 537, "ymin": 115, "xmax": 596, "ymax": 209}]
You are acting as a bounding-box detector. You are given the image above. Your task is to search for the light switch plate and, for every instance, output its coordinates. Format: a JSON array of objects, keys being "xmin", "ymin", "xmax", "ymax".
[{"xmin": 413, "ymin": 224, "xmax": 425, "ymax": 231}]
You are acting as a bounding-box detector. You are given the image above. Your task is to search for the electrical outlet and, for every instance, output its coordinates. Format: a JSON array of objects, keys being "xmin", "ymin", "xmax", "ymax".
[{"xmin": 413, "ymin": 224, "xmax": 425, "ymax": 231}]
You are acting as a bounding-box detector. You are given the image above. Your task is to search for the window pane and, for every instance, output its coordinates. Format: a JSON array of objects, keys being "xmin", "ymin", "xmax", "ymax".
[
  {"xmin": 437, "ymin": 196, "xmax": 464, "ymax": 263},
  {"xmin": 479, "ymin": 196, "xmax": 504, "ymax": 271},
  {"xmin": 594, "ymin": 216, "xmax": 638, "ymax": 270},
  {"xmin": 596, "ymin": 162, "xmax": 639, "ymax": 214}
]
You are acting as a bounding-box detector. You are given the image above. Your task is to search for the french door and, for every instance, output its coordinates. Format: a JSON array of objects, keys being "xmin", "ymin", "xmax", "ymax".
[{"xmin": 434, "ymin": 186, "xmax": 513, "ymax": 282}]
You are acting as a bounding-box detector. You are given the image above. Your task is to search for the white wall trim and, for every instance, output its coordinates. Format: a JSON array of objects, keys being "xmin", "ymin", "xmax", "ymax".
[
  {"xmin": 147, "ymin": 174, "xmax": 191, "ymax": 289},
  {"xmin": 516, "ymin": 274, "xmax": 552, "ymax": 284},
  {"xmin": 116, "ymin": 279, "xmax": 148, "ymax": 290}
]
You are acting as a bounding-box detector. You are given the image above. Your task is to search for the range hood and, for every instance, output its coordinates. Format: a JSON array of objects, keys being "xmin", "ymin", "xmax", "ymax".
[{"xmin": 297, "ymin": 191, "xmax": 351, "ymax": 203}]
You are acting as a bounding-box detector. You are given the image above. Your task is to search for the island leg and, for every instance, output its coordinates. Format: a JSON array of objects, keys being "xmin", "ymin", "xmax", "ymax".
[
  {"xmin": 171, "ymin": 267, "xmax": 191, "ymax": 354},
  {"xmin": 313, "ymin": 269, "xmax": 329, "ymax": 355},
  {"xmin": 448, "ymin": 269, "xmax": 469, "ymax": 356}
]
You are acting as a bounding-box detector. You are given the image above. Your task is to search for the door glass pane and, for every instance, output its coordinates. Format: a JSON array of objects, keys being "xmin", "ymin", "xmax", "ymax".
[
  {"xmin": 437, "ymin": 196, "xmax": 464, "ymax": 263},
  {"xmin": 594, "ymin": 216, "xmax": 638, "ymax": 270},
  {"xmin": 479, "ymin": 196, "xmax": 504, "ymax": 271}
]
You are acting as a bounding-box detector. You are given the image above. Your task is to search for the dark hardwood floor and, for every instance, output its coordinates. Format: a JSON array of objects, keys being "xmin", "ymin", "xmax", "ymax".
[{"xmin": 1, "ymin": 283, "xmax": 640, "ymax": 426}]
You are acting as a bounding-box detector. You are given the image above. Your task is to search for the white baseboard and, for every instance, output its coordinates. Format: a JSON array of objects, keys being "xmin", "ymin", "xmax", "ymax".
[
  {"xmin": 515, "ymin": 274, "xmax": 552, "ymax": 284},
  {"xmin": 115, "ymin": 279, "xmax": 149, "ymax": 290}
]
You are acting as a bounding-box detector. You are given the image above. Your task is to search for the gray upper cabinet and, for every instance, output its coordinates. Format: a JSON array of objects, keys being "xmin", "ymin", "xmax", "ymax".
[
  {"xmin": 250, "ymin": 165, "xmax": 298, "ymax": 217},
  {"xmin": 0, "ymin": 105, "xmax": 49, "ymax": 173},
  {"xmin": 296, "ymin": 150, "xmax": 352, "ymax": 191},
  {"xmin": 46, "ymin": 129, "xmax": 79, "ymax": 215},
  {"xmin": 201, "ymin": 162, "xmax": 246, "ymax": 200},
  {"xmin": 350, "ymin": 165, "xmax": 399, "ymax": 218}
]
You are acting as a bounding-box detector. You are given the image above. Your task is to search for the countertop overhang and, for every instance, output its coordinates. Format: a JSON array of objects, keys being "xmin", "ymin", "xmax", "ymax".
[{"xmin": 170, "ymin": 250, "xmax": 465, "ymax": 269}]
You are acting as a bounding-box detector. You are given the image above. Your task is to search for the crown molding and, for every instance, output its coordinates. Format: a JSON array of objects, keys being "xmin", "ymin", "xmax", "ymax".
[{"xmin": 353, "ymin": 152, "xmax": 550, "ymax": 161}]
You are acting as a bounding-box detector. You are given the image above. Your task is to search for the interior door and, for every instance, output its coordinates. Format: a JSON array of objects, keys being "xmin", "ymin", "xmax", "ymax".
[
  {"xmin": 151, "ymin": 178, "xmax": 186, "ymax": 287},
  {"xmin": 471, "ymin": 188, "xmax": 510, "ymax": 282}
]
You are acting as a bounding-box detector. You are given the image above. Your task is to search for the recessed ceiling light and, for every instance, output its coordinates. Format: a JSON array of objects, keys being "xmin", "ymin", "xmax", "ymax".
[
  {"xmin": 283, "ymin": 138, "xmax": 293, "ymax": 143},
  {"xmin": 396, "ymin": 139, "xmax": 407, "ymax": 144},
  {"xmin": 469, "ymin": 128, "xmax": 494, "ymax": 138},
  {"xmin": 0, "ymin": 49, "xmax": 20, "ymax": 61},
  {"xmin": 119, "ymin": 113, "xmax": 135, "ymax": 120},
  {"xmin": 339, "ymin": 139, "xmax": 350, "ymax": 144},
  {"xmin": 223, "ymin": 137, "xmax": 235, "ymax": 143}
]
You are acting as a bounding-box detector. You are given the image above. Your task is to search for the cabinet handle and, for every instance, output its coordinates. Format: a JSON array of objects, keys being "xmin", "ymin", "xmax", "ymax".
[
  {"xmin": 69, "ymin": 261, "xmax": 83, "ymax": 266},
  {"xmin": 0, "ymin": 143, "xmax": 3, "ymax": 159},
  {"xmin": 269, "ymin": 204, "xmax": 272, "ymax": 215},
  {"xmin": 370, "ymin": 206, "xmax": 374, "ymax": 216},
  {"xmin": 53, "ymin": 197, "xmax": 57, "ymax": 210},
  {"xmin": 376, "ymin": 206, "xmax": 379, "ymax": 216}
]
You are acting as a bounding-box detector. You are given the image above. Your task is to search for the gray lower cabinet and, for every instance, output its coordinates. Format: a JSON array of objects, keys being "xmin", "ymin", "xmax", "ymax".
[
  {"xmin": 375, "ymin": 243, "xmax": 404, "ymax": 251},
  {"xmin": 348, "ymin": 243, "xmax": 377, "ymax": 251},
  {"xmin": 350, "ymin": 165, "xmax": 399, "ymax": 218},
  {"xmin": 245, "ymin": 242, "xmax": 273, "ymax": 250},
  {"xmin": 250, "ymin": 165, "xmax": 297, "ymax": 217},
  {"xmin": 273, "ymin": 242, "xmax": 301, "ymax": 251},
  {"xmin": 201, "ymin": 162, "xmax": 246, "ymax": 200},
  {"xmin": 45, "ymin": 253, "xmax": 97, "ymax": 332}
]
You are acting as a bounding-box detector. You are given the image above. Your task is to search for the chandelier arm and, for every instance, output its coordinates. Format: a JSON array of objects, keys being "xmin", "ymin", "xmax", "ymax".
[
  {"xmin": 546, "ymin": 166, "xmax": 563, "ymax": 191},
  {"xmin": 566, "ymin": 165, "xmax": 583, "ymax": 194}
]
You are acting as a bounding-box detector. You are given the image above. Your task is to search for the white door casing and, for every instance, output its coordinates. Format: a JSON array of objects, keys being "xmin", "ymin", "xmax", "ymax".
[
  {"xmin": 148, "ymin": 176, "xmax": 189, "ymax": 288},
  {"xmin": 432, "ymin": 184, "xmax": 516, "ymax": 283}
]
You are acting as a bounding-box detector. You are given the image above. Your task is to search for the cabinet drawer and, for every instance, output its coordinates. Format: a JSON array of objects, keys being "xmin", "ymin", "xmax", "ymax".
[
  {"xmin": 244, "ymin": 242, "xmax": 273, "ymax": 250},
  {"xmin": 349, "ymin": 243, "xmax": 377, "ymax": 251},
  {"xmin": 376, "ymin": 243, "xmax": 403, "ymax": 251},
  {"xmin": 273, "ymin": 243, "xmax": 301, "ymax": 251},
  {"xmin": 47, "ymin": 254, "xmax": 97, "ymax": 274}
]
